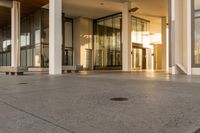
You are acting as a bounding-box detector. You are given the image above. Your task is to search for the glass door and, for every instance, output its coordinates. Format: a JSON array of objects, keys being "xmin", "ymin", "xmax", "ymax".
[
  {"xmin": 63, "ymin": 18, "xmax": 73, "ymax": 66},
  {"xmin": 132, "ymin": 47, "xmax": 146, "ymax": 70}
]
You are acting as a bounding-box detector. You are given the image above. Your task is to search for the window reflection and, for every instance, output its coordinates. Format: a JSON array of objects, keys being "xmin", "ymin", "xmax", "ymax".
[
  {"xmin": 63, "ymin": 19, "xmax": 73, "ymax": 66},
  {"xmin": 193, "ymin": 0, "xmax": 200, "ymax": 65},
  {"xmin": 195, "ymin": 0, "xmax": 200, "ymax": 10},
  {"xmin": 131, "ymin": 17, "xmax": 150, "ymax": 47},
  {"xmin": 0, "ymin": 26, "xmax": 11, "ymax": 66},
  {"xmin": 94, "ymin": 14, "xmax": 122, "ymax": 69}
]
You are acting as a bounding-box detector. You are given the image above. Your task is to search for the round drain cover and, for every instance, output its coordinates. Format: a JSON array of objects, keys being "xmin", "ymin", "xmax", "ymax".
[
  {"xmin": 18, "ymin": 83, "xmax": 28, "ymax": 85},
  {"xmin": 110, "ymin": 97, "xmax": 128, "ymax": 101}
]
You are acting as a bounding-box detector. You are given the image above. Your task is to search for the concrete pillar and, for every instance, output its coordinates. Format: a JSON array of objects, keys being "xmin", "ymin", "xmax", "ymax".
[
  {"xmin": 170, "ymin": 0, "xmax": 192, "ymax": 75},
  {"xmin": 161, "ymin": 17, "xmax": 167, "ymax": 70},
  {"xmin": 49, "ymin": 0, "xmax": 62, "ymax": 75},
  {"xmin": 186, "ymin": 0, "xmax": 192, "ymax": 75},
  {"xmin": 122, "ymin": 2, "xmax": 132, "ymax": 71},
  {"xmin": 11, "ymin": 1, "xmax": 20, "ymax": 67},
  {"xmin": 171, "ymin": 0, "xmax": 179, "ymax": 74}
]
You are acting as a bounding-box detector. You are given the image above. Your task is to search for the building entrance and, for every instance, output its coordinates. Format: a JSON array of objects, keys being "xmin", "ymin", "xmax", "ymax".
[{"xmin": 132, "ymin": 46, "xmax": 146, "ymax": 70}]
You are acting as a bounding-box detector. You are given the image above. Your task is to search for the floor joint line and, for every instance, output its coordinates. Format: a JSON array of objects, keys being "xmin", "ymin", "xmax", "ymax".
[{"xmin": 0, "ymin": 99, "xmax": 76, "ymax": 133}]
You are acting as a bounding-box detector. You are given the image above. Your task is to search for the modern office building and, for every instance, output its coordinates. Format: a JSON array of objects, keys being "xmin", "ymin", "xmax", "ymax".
[{"xmin": 0, "ymin": 0, "xmax": 198, "ymax": 75}]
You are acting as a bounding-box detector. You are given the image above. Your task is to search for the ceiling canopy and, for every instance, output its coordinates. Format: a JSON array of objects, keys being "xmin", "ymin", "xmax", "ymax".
[{"xmin": 0, "ymin": 0, "xmax": 48, "ymax": 27}]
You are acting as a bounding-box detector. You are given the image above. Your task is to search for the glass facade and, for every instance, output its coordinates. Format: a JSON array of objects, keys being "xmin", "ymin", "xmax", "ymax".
[
  {"xmin": 20, "ymin": 10, "xmax": 42, "ymax": 67},
  {"xmin": 0, "ymin": 8, "xmax": 73, "ymax": 67},
  {"xmin": 193, "ymin": 0, "xmax": 200, "ymax": 66},
  {"xmin": 131, "ymin": 17, "xmax": 150, "ymax": 70},
  {"xmin": 93, "ymin": 14, "xmax": 122, "ymax": 69},
  {"xmin": 0, "ymin": 26, "xmax": 11, "ymax": 66},
  {"xmin": 131, "ymin": 17, "xmax": 150, "ymax": 47},
  {"xmin": 63, "ymin": 18, "xmax": 73, "ymax": 66},
  {"xmin": 93, "ymin": 14, "xmax": 150, "ymax": 70}
]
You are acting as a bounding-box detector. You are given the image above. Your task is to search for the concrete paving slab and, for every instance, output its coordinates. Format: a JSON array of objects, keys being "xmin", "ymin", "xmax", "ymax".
[{"xmin": 0, "ymin": 72, "xmax": 200, "ymax": 133}]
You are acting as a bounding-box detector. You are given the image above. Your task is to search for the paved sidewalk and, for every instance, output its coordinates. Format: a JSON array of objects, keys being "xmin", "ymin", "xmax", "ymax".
[{"xmin": 0, "ymin": 71, "xmax": 199, "ymax": 133}]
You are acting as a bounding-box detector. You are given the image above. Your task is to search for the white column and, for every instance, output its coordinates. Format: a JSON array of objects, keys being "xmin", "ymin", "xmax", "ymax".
[
  {"xmin": 11, "ymin": 1, "xmax": 20, "ymax": 67},
  {"xmin": 122, "ymin": 2, "xmax": 132, "ymax": 71},
  {"xmin": 171, "ymin": 0, "xmax": 179, "ymax": 74},
  {"xmin": 170, "ymin": 0, "xmax": 192, "ymax": 75},
  {"xmin": 186, "ymin": 0, "xmax": 192, "ymax": 75},
  {"xmin": 161, "ymin": 17, "xmax": 167, "ymax": 70},
  {"xmin": 49, "ymin": 0, "xmax": 62, "ymax": 75}
]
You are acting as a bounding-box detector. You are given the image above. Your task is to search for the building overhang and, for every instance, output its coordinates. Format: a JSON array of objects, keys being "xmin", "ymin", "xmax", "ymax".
[{"xmin": 0, "ymin": 0, "xmax": 48, "ymax": 27}]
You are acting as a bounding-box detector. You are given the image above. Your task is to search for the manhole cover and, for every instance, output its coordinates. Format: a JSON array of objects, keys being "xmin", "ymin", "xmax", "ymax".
[
  {"xmin": 110, "ymin": 97, "xmax": 129, "ymax": 101},
  {"xmin": 18, "ymin": 83, "xmax": 28, "ymax": 85}
]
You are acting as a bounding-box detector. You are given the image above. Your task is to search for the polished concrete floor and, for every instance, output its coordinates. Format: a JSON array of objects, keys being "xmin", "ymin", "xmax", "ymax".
[{"xmin": 0, "ymin": 71, "xmax": 200, "ymax": 133}]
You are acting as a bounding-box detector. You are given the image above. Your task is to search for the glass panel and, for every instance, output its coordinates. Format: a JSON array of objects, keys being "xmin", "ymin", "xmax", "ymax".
[
  {"xmin": 137, "ymin": 20, "xmax": 143, "ymax": 44},
  {"xmin": 33, "ymin": 45, "xmax": 41, "ymax": 67},
  {"xmin": 43, "ymin": 45, "xmax": 49, "ymax": 67},
  {"xmin": 65, "ymin": 22, "xmax": 73, "ymax": 47},
  {"xmin": 195, "ymin": 11, "xmax": 200, "ymax": 17},
  {"xmin": 64, "ymin": 48, "xmax": 73, "ymax": 65},
  {"xmin": 113, "ymin": 17, "xmax": 122, "ymax": 66},
  {"xmin": 195, "ymin": 0, "xmax": 200, "ymax": 10},
  {"xmin": 27, "ymin": 48, "xmax": 33, "ymax": 66},
  {"xmin": 21, "ymin": 49, "xmax": 27, "ymax": 66},
  {"xmin": 63, "ymin": 18, "xmax": 73, "ymax": 66},
  {"xmin": 3, "ymin": 53, "xmax": 6, "ymax": 66},
  {"xmin": 95, "ymin": 21, "xmax": 104, "ymax": 66},
  {"xmin": 35, "ymin": 30, "xmax": 41, "ymax": 44},
  {"xmin": 21, "ymin": 34, "xmax": 26, "ymax": 46},
  {"xmin": 131, "ymin": 17, "xmax": 150, "ymax": 47},
  {"xmin": 0, "ymin": 54, "xmax": 2, "ymax": 66},
  {"xmin": 104, "ymin": 18, "xmax": 113, "ymax": 66},
  {"xmin": 132, "ymin": 18, "xmax": 137, "ymax": 43},
  {"xmin": 94, "ymin": 14, "xmax": 122, "ymax": 68},
  {"xmin": 3, "ymin": 41, "xmax": 7, "ymax": 51},
  {"xmin": 194, "ymin": 18, "xmax": 200, "ymax": 64},
  {"xmin": 27, "ymin": 33, "xmax": 30, "ymax": 45},
  {"xmin": 7, "ymin": 52, "xmax": 11, "ymax": 66},
  {"xmin": 43, "ymin": 28, "xmax": 49, "ymax": 45}
]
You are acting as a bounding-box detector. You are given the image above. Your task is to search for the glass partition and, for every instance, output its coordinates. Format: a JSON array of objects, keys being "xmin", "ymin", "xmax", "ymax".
[
  {"xmin": 131, "ymin": 16, "xmax": 150, "ymax": 47},
  {"xmin": 0, "ymin": 8, "xmax": 73, "ymax": 67},
  {"xmin": 0, "ymin": 26, "xmax": 11, "ymax": 66},
  {"xmin": 19, "ymin": 10, "xmax": 42, "ymax": 67},
  {"xmin": 193, "ymin": 0, "xmax": 200, "ymax": 66},
  {"xmin": 93, "ymin": 14, "xmax": 122, "ymax": 69},
  {"xmin": 131, "ymin": 16, "xmax": 150, "ymax": 70},
  {"xmin": 63, "ymin": 18, "xmax": 73, "ymax": 66}
]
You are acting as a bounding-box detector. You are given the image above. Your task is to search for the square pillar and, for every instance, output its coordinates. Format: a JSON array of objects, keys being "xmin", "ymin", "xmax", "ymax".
[
  {"xmin": 49, "ymin": 0, "xmax": 62, "ymax": 75},
  {"xmin": 11, "ymin": 1, "xmax": 20, "ymax": 67},
  {"xmin": 122, "ymin": 2, "xmax": 132, "ymax": 71},
  {"xmin": 170, "ymin": 0, "xmax": 192, "ymax": 75}
]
